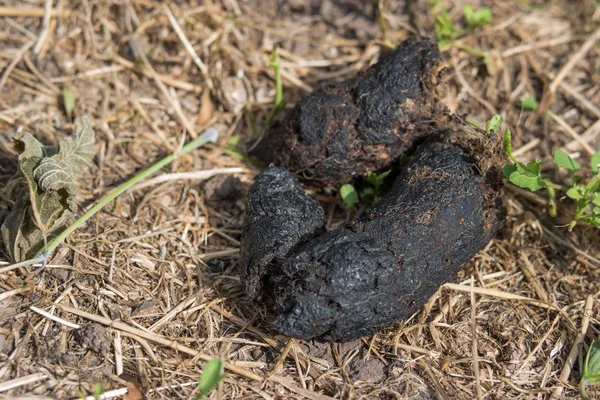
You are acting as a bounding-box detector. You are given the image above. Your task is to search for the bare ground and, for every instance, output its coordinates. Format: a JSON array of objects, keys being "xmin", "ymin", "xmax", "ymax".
[{"xmin": 0, "ymin": 0, "xmax": 599, "ymax": 399}]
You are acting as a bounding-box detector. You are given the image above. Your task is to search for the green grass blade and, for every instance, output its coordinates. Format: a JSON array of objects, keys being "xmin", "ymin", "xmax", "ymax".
[{"xmin": 44, "ymin": 128, "xmax": 218, "ymax": 257}]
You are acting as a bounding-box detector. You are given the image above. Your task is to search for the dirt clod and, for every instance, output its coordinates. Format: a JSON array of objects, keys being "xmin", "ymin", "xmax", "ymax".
[
  {"xmin": 74, "ymin": 325, "xmax": 111, "ymax": 354},
  {"xmin": 203, "ymin": 175, "xmax": 246, "ymax": 212}
]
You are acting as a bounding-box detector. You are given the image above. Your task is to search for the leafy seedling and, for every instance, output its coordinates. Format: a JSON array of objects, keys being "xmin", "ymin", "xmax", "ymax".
[
  {"xmin": 502, "ymin": 117, "xmax": 600, "ymax": 228},
  {"xmin": 463, "ymin": 4, "xmax": 492, "ymax": 28},
  {"xmin": 339, "ymin": 170, "xmax": 392, "ymax": 209},
  {"xmin": 516, "ymin": 95, "xmax": 539, "ymax": 111},
  {"xmin": 195, "ymin": 358, "xmax": 225, "ymax": 400},
  {"xmin": 361, "ymin": 170, "xmax": 392, "ymax": 205},
  {"xmin": 340, "ymin": 184, "xmax": 360, "ymax": 209},
  {"xmin": 2, "ymin": 121, "xmax": 218, "ymax": 271},
  {"xmin": 486, "ymin": 114, "xmax": 503, "ymax": 134},
  {"xmin": 581, "ymin": 337, "xmax": 600, "ymax": 400},
  {"xmin": 429, "ymin": 0, "xmax": 459, "ymax": 45},
  {"xmin": 1, "ymin": 117, "xmax": 95, "ymax": 262}
]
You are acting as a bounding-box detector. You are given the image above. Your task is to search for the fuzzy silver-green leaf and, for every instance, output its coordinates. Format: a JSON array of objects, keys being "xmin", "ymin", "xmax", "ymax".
[{"xmin": 1, "ymin": 117, "xmax": 95, "ymax": 261}]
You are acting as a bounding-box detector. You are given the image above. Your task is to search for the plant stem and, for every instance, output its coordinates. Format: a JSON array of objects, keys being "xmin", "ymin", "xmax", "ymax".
[
  {"xmin": 545, "ymin": 182, "xmax": 557, "ymax": 218},
  {"xmin": 43, "ymin": 128, "xmax": 218, "ymax": 258},
  {"xmin": 580, "ymin": 380, "xmax": 590, "ymax": 400},
  {"xmin": 266, "ymin": 45, "xmax": 283, "ymax": 126}
]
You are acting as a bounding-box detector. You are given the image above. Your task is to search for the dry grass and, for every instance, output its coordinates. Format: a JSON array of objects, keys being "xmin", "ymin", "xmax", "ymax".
[{"xmin": 0, "ymin": 0, "xmax": 599, "ymax": 399}]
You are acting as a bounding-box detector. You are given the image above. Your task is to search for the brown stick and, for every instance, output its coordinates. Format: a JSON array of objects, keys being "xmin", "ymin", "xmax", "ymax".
[{"xmin": 0, "ymin": 7, "xmax": 66, "ymax": 17}]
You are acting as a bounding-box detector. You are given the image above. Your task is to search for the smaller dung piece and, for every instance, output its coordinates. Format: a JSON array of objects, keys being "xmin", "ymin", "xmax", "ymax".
[{"xmin": 251, "ymin": 37, "xmax": 444, "ymax": 188}]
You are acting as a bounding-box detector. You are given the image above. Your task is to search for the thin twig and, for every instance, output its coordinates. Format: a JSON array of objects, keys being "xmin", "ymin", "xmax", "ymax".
[
  {"xmin": 0, "ymin": 373, "xmax": 47, "ymax": 392},
  {"xmin": 33, "ymin": 0, "xmax": 53, "ymax": 54},
  {"xmin": 470, "ymin": 277, "xmax": 482, "ymax": 400},
  {"xmin": 0, "ymin": 40, "xmax": 35, "ymax": 92},
  {"xmin": 82, "ymin": 387, "xmax": 128, "ymax": 400},
  {"xmin": 547, "ymin": 111, "xmax": 595, "ymax": 156},
  {"xmin": 29, "ymin": 306, "xmax": 81, "ymax": 329},
  {"xmin": 549, "ymin": 295, "xmax": 594, "ymax": 400},
  {"xmin": 549, "ymin": 27, "xmax": 600, "ymax": 93},
  {"xmin": 136, "ymin": 49, "xmax": 198, "ymax": 137},
  {"xmin": 164, "ymin": 5, "xmax": 213, "ymax": 90},
  {"xmin": 0, "ymin": 7, "xmax": 64, "ymax": 17},
  {"xmin": 130, "ymin": 167, "xmax": 245, "ymax": 192}
]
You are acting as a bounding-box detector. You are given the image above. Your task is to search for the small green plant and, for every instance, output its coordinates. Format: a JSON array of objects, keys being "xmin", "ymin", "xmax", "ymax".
[
  {"xmin": 429, "ymin": 0, "xmax": 459, "ymax": 45},
  {"xmin": 429, "ymin": 1, "xmax": 493, "ymax": 74},
  {"xmin": 195, "ymin": 358, "xmax": 225, "ymax": 400},
  {"xmin": 502, "ymin": 116, "xmax": 600, "ymax": 229},
  {"xmin": 92, "ymin": 383, "xmax": 104, "ymax": 400},
  {"xmin": 463, "ymin": 4, "xmax": 492, "ymax": 28},
  {"xmin": 581, "ymin": 337, "xmax": 600, "ymax": 400},
  {"xmin": 429, "ymin": 1, "xmax": 493, "ymax": 46},
  {"xmin": 63, "ymin": 86, "xmax": 76, "ymax": 117},
  {"xmin": 339, "ymin": 170, "xmax": 392, "ymax": 209},
  {"xmin": 266, "ymin": 44, "xmax": 284, "ymax": 126},
  {"xmin": 2, "ymin": 119, "xmax": 218, "ymax": 271},
  {"xmin": 78, "ymin": 383, "xmax": 104, "ymax": 400},
  {"xmin": 516, "ymin": 95, "xmax": 539, "ymax": 111},
  {"xmin": 1, "ymin": 117, "xmax": 96, "ymax": 262}
]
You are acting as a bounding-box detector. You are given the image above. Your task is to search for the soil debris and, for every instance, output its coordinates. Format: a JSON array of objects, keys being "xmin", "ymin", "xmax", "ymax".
[{"xmin": 74, "ymin": 324, "xmax": 111, "ymax": 354}]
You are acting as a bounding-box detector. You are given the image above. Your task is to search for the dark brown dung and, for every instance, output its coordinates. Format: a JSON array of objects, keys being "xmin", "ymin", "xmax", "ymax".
[
  {"xmin": 252, "ymin": 37, "xmax": 444, "ymax": 188},
  {"xmin": 241, "ymin": 123, "xmax": 504, "ymax": 341}
]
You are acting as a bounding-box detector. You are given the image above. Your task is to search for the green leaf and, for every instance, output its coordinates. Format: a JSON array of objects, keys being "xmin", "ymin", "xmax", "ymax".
[
  {"xmin": 463, "ymin": 4, "xmax": 474, "ymax": 21},
  {"xmin": 583, "ymin": 337, "xmax": 600, "ymax": 385},
  {"xmin": 516, "ymin": 95, "xmax": 539, "ymax": 111},
  {"xmin": 554, "ymin": 149, "xmax": 581, "ymax": 172},
  {"xmin": 53, "ymin": 116, "xmax": 96, "ymax": 179},
  {"xmin": 197, "ymin": 359, "xmax": 224, "ymax": 399},
  {"xmin": 466, "ymin": 118, "xmax": 482, "ymax": 129},
  {"xmin": 463, "ymin": 4, "xmax": 492, "ymax": 28},
  {"xmin": 502, "ymin": 128, "xmax": 513, "ymax": 159},
  {"xmin": 430, "ymin": 0, "xmax": 459, "ymax": 45},
  {"xmin": 92, "ymin": 383, "xmax": 104, "ymax": 400},
  {"xmin": 524, "ymin": 159, "xmax": 541, "ymax": 175},
  {"xmin": 566, "ymin": 186, "xmax": 585, "ymax": 200},
  {"xmin": 591, "ymin": 150, "xmax": 600, "ymax": 174},
  {"xmin": 502, "ymin": 163, "xmax": 546, "ymax": 191},
  {"xmin": 486, "ymin": 114, "xmax": 503, "ymax": 134},
  {"xmin": 0, "ymin": 117, "xmax": 96, "ymax": 261},
  {"xmin": 592, "ymin": 193, "xmax": 600, "ymax": 207},
  {"xmin": 587, "ymin": 178, "xmax": 600, "ymax": 194},
  {"xmin": 63, "ymin": 86, "xmax": 76, "ymax": 116},
  {"xmin": 366, "ymin": 170, "xmax": 391, "ymax": 190},
  {"xmin": 340, "ymin": 184, "xmax": 359, "ymax": 209}
]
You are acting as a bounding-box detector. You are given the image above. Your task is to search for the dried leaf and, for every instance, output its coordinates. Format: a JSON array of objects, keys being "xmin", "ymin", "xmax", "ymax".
[
  {"xmin": 196, "ymin": 89, "xmax": 214, "ymax": 126},
  {"xmin": 124, "ymin": 382, "xmax": 143, "ymax": 400},
  {"xmin": 1, "ymin": 117, "xmax": 95, "ymax": 261}
]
